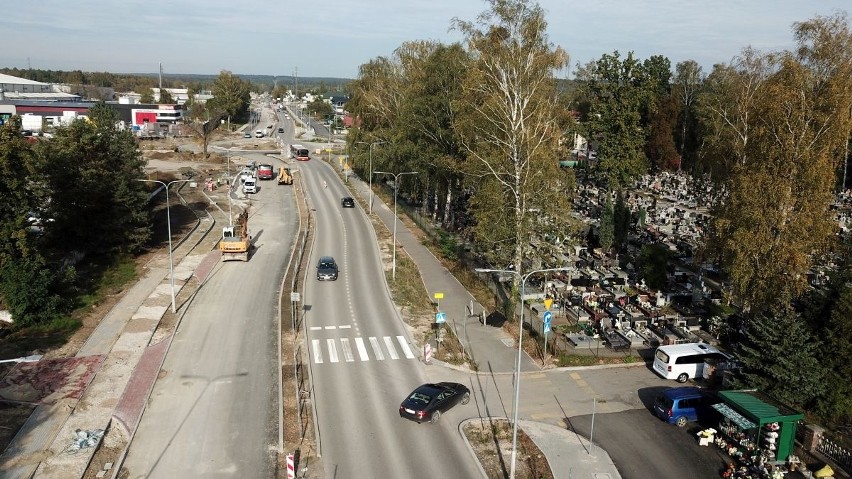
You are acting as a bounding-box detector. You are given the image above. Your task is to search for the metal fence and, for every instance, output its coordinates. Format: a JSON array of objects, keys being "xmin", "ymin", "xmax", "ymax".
[{"xmin": 817, "ymin": 434, "xmax": 852, "ymax": 474}]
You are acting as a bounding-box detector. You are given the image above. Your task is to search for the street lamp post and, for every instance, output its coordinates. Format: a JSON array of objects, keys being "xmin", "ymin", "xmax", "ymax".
[
  {"xmin": 356, "ymin": 140, "xmax": 386, "ymax": 214},
  {"xmin": 475, "ymin": 266, "xmax": 571, "ymax": 479},
  {"xmin": 137, "ymin": 178, "xmax": 192, "ymax": 313},
  {"xmin": 373, "ymin": 170, "xmax": 418, "ymax": 281}
]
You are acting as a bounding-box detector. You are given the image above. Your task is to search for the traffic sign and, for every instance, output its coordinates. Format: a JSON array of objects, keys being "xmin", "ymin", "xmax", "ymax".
[
  {"xmin": 434, "ymin": 292, "xmax": 444, "ymax": 299},
  {"xmin": 543, "ymin": 311, "xmax": 552, "ymax": 333},
  {"xmin": 544, "ymin": 298, "xmax": 553, "ymax": 311},
  {"xmin": 436, "ymin": 312, "xmax": 447, "ymax": 324}
]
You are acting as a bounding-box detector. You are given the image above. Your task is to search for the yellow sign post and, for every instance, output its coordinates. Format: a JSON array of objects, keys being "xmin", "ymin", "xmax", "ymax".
[{"xmin": 544, "ymin": 298, "xmax": 553, "ymax": 311}]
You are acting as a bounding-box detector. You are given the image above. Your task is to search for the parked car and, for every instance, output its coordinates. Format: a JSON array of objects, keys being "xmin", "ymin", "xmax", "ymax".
[
  {"xmin": 277, "ymin": 127, "xmax": 284, "ymax": 133},
  {"xmin": 257, "ymin": 164, "xmax": 274, "ymax": 180},
  {"xmin": 652, "ymin": 387, "xmax": 718, "ymax": 427},
  {"xmin": 316, "ymin": 256, "xmax": 339, "ymax": 281},
  {"xmin": 255, "ymin": 130, "xmax": 264, "ymax": 138},
  {"xmin": 243, "ymin": 132, "xmax": 252, "ymax": 138},
  {"xmin": 653, "ymin": 343, "xmax": 733, "ymax": 383},
  {"xmin": 341, "ymin": 197, "xmax": 355, "ymax": 208},
  {"xmin": 399, "ymin": 382, "xmax": 470, "ymax": 424}
]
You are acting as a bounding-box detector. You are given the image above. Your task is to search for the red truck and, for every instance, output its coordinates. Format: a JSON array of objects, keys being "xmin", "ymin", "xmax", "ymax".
[{"xmin": 257, "ymin": 164, "xmax": 274, "ymax": 180}]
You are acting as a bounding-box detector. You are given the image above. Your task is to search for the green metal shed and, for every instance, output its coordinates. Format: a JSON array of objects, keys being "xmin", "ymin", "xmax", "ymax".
[{"xmin": 717, "ymin": 389, "xmax": 804, "ymax": 461}]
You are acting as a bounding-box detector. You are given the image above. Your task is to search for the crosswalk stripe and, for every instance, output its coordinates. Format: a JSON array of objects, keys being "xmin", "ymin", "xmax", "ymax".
[
  {"xmin": 327, "ymin": 338, "xmax": 339, "ymax": 363},
  {"xmin": 341, "ymin": 338, "xmax": 354, "ymax": 362},
  {"xmin": 397, "ymin": 336, "xmax": 415, "ymax": 359},
  {"xmin": 369, "ymin": 337, "xmax": 385, "ymax": 360},
  {"xmin": 355, "ymin": 337, "xmax": 369, "ymax": 361},
  {"xmin": 384, "ymin": 336, "xmax": 399, "ymax": 360},
  {"xmin": 312, "ymin": 339, "xmax": 323, "ymax": 364}
]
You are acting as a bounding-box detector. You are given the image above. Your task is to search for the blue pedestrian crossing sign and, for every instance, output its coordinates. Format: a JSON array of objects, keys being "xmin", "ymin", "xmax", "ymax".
[
  {"xmin": 543, "ymin": 311, "xmax": 552, "ymax": 333},
  {"xmin": 436, "ymin": 312, "xmax": 447, "ymax": 324}
]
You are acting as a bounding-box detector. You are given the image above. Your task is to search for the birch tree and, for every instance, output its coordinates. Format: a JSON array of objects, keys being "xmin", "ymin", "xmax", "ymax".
[
  {"xmin": 452, "ymin": 0, "xmax": 576, "ymax": 278},
  {"xmin": 711, "ymin": 14, "xmax": 852, "ymax": 313}
]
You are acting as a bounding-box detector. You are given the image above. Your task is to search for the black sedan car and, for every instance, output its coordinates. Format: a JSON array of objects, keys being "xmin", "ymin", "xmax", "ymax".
[
  {"xmin": 341, "ymin": 197, "xmax": 355, "ymax": 208},
  {"xmin": 316, "ymin": 256, "xmax": 339, "ymax": 281},
  {"xmin": 399, "ymin": 382, "xmax": 470, "ymax": 424}
]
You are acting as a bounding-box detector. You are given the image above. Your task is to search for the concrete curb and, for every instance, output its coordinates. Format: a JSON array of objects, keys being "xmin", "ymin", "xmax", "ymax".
[{"xmin": 458, "ymin": 418, "xmax": 492, "ymax": 479}]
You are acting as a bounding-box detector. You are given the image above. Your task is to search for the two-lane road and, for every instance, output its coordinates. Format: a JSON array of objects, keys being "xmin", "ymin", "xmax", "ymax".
[{"xmin": 297, "ymin": 157, "xmax": 482, "ymax": 477}]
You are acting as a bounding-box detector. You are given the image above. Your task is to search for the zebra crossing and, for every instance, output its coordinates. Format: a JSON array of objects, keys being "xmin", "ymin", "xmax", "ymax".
[{"xmin": 310, "ymin": 335, "xmax": 416, "ymax": 364}]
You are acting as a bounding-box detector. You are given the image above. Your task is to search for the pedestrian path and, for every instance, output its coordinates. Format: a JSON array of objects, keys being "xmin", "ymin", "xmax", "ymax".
[{"xmin": 309, "ymin": 335, "xmax": 416, "ymax": 364}]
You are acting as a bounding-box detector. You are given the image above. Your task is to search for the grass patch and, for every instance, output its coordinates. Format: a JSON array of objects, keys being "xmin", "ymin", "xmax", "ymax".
[
  {"xmin": 386, "ymin": 249, "xmax": 432, "ymax": 315},
  {"xmin": 74, "ymin": 255, "xmax": 138, "ymax": 311}
]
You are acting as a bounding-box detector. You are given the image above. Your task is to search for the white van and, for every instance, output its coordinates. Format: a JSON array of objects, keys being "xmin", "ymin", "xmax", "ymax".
[
  {"xmin": 652, "ymin": 343, "xmax": 730, "ymax": 383},
  {"xmin": 243, "ymin": 177, "xmax": 257, "ymax": 194}
]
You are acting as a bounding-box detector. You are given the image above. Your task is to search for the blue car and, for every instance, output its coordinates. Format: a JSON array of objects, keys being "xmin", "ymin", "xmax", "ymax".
[{"xmin": 653, "ymin": 387, "xmax": 717, "ymax": 427}]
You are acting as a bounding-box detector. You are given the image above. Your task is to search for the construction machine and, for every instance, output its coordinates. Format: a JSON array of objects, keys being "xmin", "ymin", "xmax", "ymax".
[
  {"xmin": 219, "ymin": 210, "xmax": 251, "ymax": 261},
  {"xmin": 277, "ymin": 166, "xmax": 293, "ymax": 185}
]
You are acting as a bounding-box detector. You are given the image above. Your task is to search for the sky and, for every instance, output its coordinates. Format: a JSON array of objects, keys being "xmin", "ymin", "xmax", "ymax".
[{"xmin": 1, "ymin": 1, "xmax": 849, "ymax": 81}]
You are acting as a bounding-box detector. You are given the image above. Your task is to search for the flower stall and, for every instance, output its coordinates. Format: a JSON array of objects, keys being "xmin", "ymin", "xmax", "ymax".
[{"xmin": 711, "ymin": 389, "xmax": 804, "ymax": 473}]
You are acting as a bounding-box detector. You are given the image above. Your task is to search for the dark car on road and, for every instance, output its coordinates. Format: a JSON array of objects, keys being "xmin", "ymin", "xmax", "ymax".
[
  {"xmin": 277, "ymin": 127, "xmax": 284, "ymax": 133},
  {"xmin": 257, "ymin": 164, "xmax": 274, "ymax": 180},
  {"xmin": 341, "ymin": 197, "xmax": 355, "ymax": 208},
  {"xmin": 316, "ymin": 256, "xmax": 339, "ymax": 281},
  {"xmin": 399, "ymin": 382, "xmax": 470, "ymax": 424},
  {"xmin": 653, "ymin": 387, "xmax": 718, "ymax": 427}
]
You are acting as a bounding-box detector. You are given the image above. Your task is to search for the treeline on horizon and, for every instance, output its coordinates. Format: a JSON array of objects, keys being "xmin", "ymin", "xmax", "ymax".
[{"xmin": 0, "ymin": 67, "xmax": 352, "ymax": 95}]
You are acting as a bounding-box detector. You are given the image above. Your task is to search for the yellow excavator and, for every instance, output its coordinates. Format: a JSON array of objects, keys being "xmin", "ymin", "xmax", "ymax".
[
  {"xmin": 277, "ymin": 166, "xmax": 293, "ymax": 185},
  {"xmin": 219, "ymin": 210, "xmax": 251, "ymax": 261}
]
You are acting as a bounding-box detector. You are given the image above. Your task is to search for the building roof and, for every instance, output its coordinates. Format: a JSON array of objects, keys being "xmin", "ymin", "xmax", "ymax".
[
  {"xmin": 718, "ymin": 390, "xmax": 803, "ymax": 423},
  {"xmin": 0, "ymin": 73, "xmax": 48, "ymax": 86}
]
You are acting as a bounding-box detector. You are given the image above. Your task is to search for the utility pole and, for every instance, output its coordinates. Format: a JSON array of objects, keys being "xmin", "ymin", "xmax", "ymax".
[{"xmin": 294, "ymin": 67, "xmax": 298, "ymax": 99}]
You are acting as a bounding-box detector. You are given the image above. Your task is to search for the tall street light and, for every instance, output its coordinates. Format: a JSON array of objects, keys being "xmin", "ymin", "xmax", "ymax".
[
  {"xmin": 356, "ymin": 140, "xmax": 386, "ymax": 214},
  {"xmin": 476, "ymin": 265, "xmax": 571, "ymax": 479},
  {"xmin": 138, "ymin": 178, "xmax": 192, "ymax": 313},
  {"xmin": 373, "ymin": 170, "xmax": 417, "ymax": 281}
]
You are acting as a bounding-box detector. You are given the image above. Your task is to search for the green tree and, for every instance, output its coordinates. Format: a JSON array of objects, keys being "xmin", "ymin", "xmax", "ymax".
[
  {"xmin": 158, "ymin": 88, "xmax": 174, "ymax": 104},
  {"xmin": 645, "ymin": 93, "xmax": 681, "ymax": 170},
  {"xmin": 453, "ymin": 0, "xmax": 576, "ymax": 275},
  {"xmin": 210, "ymin": 70, "xmax": 251, "ymax": 122},
  {"xmin": 637, "ymin": 243, "xmax": 669, "ymax": 290},
  {"xmin": 37, "ymin": 102, "xmax": 151, "ymax": 257},
  {"xmin": 598, "ymin": 193, "xmax": 614, "ymax": 253},
  {"xmin": 579, "ymin": 51, "xmax": 651, "ymax": 186},
  {"xmin": 672, "ymin": 60, "xmax": 704, "ymax": 170},
  {"xmin": 734, "ymin": 310, "xmax": 826, "ymax": 407},
  {"xmin": 307, "ymin": 98, "xmax": 333, "ymax": 118},
  {"xmin": 0, "ymin": 116, "xmax": 38, "ymax": 263},
  {"xmin": 613, "ymin": 189, "xmax": 630, "ymax": 249},
  {"xmin": 140, "ymin": 88, "xmax": 154, "ymax": 104},
  {"xmin": 0, "ymin": 117, "xmax": 71, "ymax": 327}
]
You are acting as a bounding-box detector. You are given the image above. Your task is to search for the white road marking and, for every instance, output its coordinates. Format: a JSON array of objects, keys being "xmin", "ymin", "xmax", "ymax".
[
  {"xmin": 384, "ymin": 336, "xmax": 399, "ymax": 360},
  {"xmin": 309, "ymin": 327, "xmax": 322, "ymax": 331},
  {"xmin": 324, "ymin": 326, "xmax": 336, "ymax": 330},
  {"xmin": 397, "ymin": 336, "xmax": 415, "ymax": 359},
  {"xmin": 370, "ymin": 337, "xmax": 385, "ymax": 360},
  {"xmin": 341, "ymin": 338, "xmax": 354, "ymax": 362},
  {"xmin": 355, "ymin": 337, "xmax": 369, "ymax": 361},
  {"xmin": 312, "ymin": 339, "xmax": 323, "ymax": 364},
  {"xmin": 327, "ymin": 338, "xmax": 339, "ymax": 363},
  {"xmin": 339, "ymin": 325, "xmax": 352, "ymax": 329}
]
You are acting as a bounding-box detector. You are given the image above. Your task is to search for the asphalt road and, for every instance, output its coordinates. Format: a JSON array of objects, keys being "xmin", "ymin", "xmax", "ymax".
[
  {"xmin": 296, "ymin": 155, "xmax": 482, "ymax": 477},
  {"xmin": 122, "ymin": 146, "xmax": 298, "ymax": 478}
]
